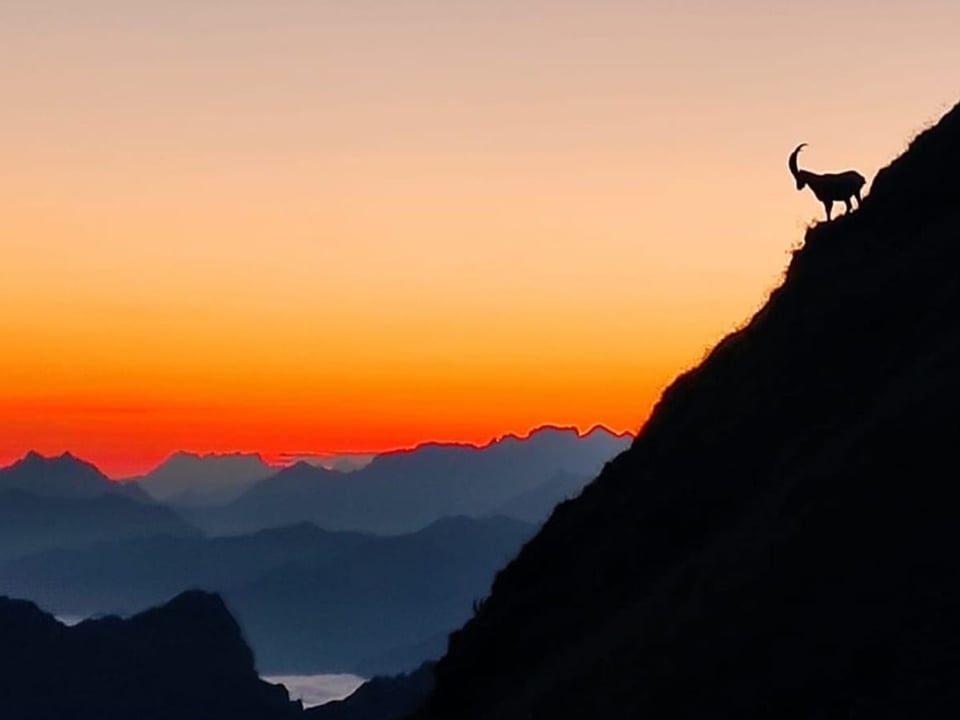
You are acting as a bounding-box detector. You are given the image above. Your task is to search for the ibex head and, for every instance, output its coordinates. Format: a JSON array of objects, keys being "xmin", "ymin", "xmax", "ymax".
[{"xmin": 788, "ymin": 143, "xmax": 809, "ymax": 190}]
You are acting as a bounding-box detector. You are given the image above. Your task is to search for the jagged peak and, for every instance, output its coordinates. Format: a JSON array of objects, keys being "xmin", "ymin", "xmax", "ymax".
[{"xmin": 5, "ymin": 450, "xmax": 108, "ymax": 478}]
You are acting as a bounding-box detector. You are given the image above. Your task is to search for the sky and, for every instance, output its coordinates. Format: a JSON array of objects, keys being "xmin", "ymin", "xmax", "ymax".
[{"xmin": 2, "ymin": 1, "xmax": 958, "ymax": 476}]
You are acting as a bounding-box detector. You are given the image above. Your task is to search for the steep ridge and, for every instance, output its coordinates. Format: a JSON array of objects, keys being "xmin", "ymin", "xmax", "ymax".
[
  {"xmin": 416, "ymin": 101, "xmax": 960, "ymax": 719},
  {"xmin": 0, "ymin": 591, "xmax": 303, "ymax": 720}
]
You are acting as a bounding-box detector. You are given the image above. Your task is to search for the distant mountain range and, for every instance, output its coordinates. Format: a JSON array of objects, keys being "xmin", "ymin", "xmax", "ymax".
[
  {"xmin": 0, "ymin": 591, "xmax": 304, "ymax": 720},
  {"xmin": 182, "ymin": 426, "xmax": 630, "ymax": 535},
  {"xmin": 0, "ymin": 427, "xmax": 628, "ymax": 552},
  {"xmin": 0, "ymin": 515, "xmax": 535, "ymax": 675},
  {"xmin": 0, "ymin": 428, "xmax": 625, "ymax": 676},
  {"xmin": 0, "ymin": 453, "xmax": 199, "ymax": 563}
]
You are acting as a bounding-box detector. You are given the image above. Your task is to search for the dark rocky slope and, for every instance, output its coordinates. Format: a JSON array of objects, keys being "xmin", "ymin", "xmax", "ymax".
[
  {"xmin": 0, "ymin": 591, "xmax": 303, "ymax": 720},
  {"xmin": 416, "ymin": 101, "xmax": 960, "ymax": 719}
]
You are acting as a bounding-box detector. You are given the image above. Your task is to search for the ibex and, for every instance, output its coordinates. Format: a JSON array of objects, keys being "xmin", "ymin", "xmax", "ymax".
[{"xmin": 788, "ymin": 144, "xmax": 866, "ymax": 221}]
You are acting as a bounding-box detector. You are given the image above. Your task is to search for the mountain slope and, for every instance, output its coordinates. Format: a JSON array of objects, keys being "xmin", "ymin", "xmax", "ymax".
[
  {"xmin": 416, "ymin": 101, "xmax": 960, "ymax": 719},
  {"xmin": 0, "ymin": 591, "xmax": 303, "ymax": 720}
]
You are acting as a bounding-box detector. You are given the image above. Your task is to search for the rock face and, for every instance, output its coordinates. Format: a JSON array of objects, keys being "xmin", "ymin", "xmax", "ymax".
[
  {"xmin": 0, "ymin": 591, "xmax": 303, "ymax": 720},
  {"xmin": 415, "ymin": 101, "xmax": 960, "ymax": 720}
]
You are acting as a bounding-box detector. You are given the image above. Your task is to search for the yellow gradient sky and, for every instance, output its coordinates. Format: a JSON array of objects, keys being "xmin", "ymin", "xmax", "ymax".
[{"xmin": 2, "ymin": 1, "xmax": 958, "ymax": 476}]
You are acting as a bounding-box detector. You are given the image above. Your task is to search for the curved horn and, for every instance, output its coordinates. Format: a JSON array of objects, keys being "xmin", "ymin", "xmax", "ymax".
[{"xmin": 788, "ymin": 143, "xmax": 807, "ymax": 178}]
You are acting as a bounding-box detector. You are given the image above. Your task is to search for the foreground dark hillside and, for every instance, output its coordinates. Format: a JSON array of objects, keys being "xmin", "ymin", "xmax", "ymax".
[
  {"xmin": 0, "ymin": 591, "xmax": 302, "ymax": 720},
  {"xmin": 416, "ymin": 101, "xmax": 960, "ymax": 719}
]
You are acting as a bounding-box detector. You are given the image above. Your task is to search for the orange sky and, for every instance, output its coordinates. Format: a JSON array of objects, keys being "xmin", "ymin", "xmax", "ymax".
[{"xmin": 2, "ymin": 2, "xmax": 958, "ymax": 477}]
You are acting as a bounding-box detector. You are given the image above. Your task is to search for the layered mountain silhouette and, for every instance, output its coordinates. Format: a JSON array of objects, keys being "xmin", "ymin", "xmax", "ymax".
[
  {"xmin": 0, "ymin": 516, "xmax": 535, "ymax": 674},
  {"xmin": 410, "ymin": 101, "xmax": 960, "ymax": 719},
  {"xmin": 229, "ymin": 515, "xmax": 535, "ymax": 674},
  {"xmin": 0, "ymin": 522, "xmax": 371, "ymax": 617},
  {"xmin": 0, "ymin": 591, "xmax": 303, "ymax": 720},
  {"xmin": 128, "ymin": 451, "xmax": 276, "ymax": 506},
  {"xmin": 0, "ymin": 491, "xmax": 199, "ymax": 564},
  {"xmin": 186, "ymin": 426, "xmax": 629, "ymax": 535},
  {"xmin": 1, "ymin": 451, "xmax": 148, "ymax": 500},
  {"xmin": 0, "ymin": 453, "xmax": 198, "ymax": 563}
]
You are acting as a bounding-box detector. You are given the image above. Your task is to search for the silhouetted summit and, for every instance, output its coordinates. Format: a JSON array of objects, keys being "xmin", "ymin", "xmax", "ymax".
[
  {"xmin": 129, "ymin": 451, "xmax": 276, "ymax": 505},
  {"xmin": 415, "ymin": 101, "xmax": 960, "ymax": 720},
  {"xmin": 0, "ymin": 590, "xmax": 302, "ymax": 720},
  {"xmin": 0, "ymin": 451, "xmax": 147, "ymax": 500}
]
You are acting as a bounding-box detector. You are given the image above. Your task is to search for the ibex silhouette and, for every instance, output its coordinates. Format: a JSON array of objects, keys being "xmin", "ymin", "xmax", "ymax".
[{"xmin": 789, "ymin": 144, "xmax": 866, "ymax": 221}]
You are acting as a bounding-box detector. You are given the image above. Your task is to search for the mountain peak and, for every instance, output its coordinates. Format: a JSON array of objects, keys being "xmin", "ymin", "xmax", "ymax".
[
  {"xmin": 136, "ymin": 451, "xmax": 277, "ymax": 505},
  {"xmin": 0, "ymin": 451, "xmax": 119, "ymax": 499},
  {"xmin": 17, "ymin": 450, "xmax": 95, "ymax": 469}
]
